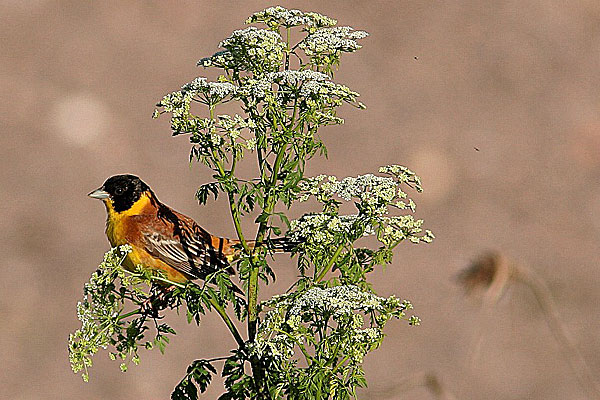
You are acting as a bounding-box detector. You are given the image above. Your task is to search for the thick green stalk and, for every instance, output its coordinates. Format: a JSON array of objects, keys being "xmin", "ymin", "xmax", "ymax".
[
  {"xmin": 247, "ymin": 143, "xmax": 288, "ymax": 339},
  {"xmin": 247, "ymin": 98, "xmax": 300, "ymax": 339},
  {"xmin": 246, "ymin": 271, "xmax": 260, "ymax": 340},
  {"xmin": 243, "ymin": 73, "xmax": 300, "ymax": 397},
  {"xmin": 315, "ymin": 243, "xmax": 345, "ymax": 282},
  {"xmin": 331, "ymin": 354, "xmax": 351, "ymax": 374}
]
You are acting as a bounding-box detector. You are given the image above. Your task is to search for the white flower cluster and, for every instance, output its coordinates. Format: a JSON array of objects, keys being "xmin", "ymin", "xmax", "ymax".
[
  {"xmin": 300, "ymin": 26, "xmax": 369, "ymax": 57},
  {"xmin": 298, "ymin": 79, "xmax": 327, "ymax": 97},
  {"xmin": 379, "ymin": 164, "xmax": 423, "ymax": 192},
  {"xmin": 199, "ymin": 27, "xmax": 285, "ymax": 73},
  {"xmin": 267, "ymin": 70, "xmax": 329, "ymax": 86},
  {"xmin": 237, "ymin": 69, "xmax": 359, "ymax": 108},
  {"xmin": 247, "ymin": 6, "xmax": 337, "ymax": 30},
  {"xmin": 158, "ymin": 79, "xmax": 236, "ymax": 133},
  {"xmin": 299, "ymin": 172, "xmax": 415, "ymax": 215},
  {"xmin": 267, "ymin": 70, "xmax": 353, "ymax": 100},
  {"xmin": 69, "ymin": 245, "xmax": 133, "ymax": 381},
  {"xmin": 288, "ymin": 213, "xmax": 371, "ymax": 244},
  {"xmin": 219, "ymin": 27, "xmax": 285, "ymax": 73},
  {"xmin": 378, "ymin": 215, "xmax": 434, "ymax": 245},
  {"xmin": 189, "ymin": 115, "xmax": 257, "ymax": 155},
  {"xmin": 288, "ymin": 285, "xmax": 386, "ymax": 318},
  {"xmin": 290, "ymin": 168, "xmax": 434, "ymax": 247},
  {"xmin": 216, "ymin": 114, "xmax": 257, "ymax": 150},
  {"xmin": 235, "ymin": 78, "xmax": 271, "ymax": 102},
  {"xmin": 311, "ymin": 111, "xmax": 345, "ymax": 126},
  {"xmin": 249, "ymin": 333, "xmax": 295, "ymax": 361},
  {"xmin": 84, "ymin": 245, "xmax": 132, "ymax": 292},
  {"xmin": 289, "ymin": 212, "xmax": 433, "ymax": 247},
  {"xmin": 302, "ymin": 79, "xmax": 360, "ymax": 103},
  {"xmin": 156, "ymin": 90, "xmax": 193, "ymax": 125},
  {"xmin": 256, "ymin": 286, "xmax": 416, "ymax": 364},
  {"xmin": 181, "ymin": 77, "xmax": 237, "ymax": 103},
  {"xmin": 220, "ymin": 26, "xmax": 281, "ymax": 50}
]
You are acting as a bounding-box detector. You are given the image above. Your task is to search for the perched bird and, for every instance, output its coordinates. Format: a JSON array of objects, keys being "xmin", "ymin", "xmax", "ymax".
[{"xmin": 88, "ymin": 174, "xmax": 294, "ymax": 284}]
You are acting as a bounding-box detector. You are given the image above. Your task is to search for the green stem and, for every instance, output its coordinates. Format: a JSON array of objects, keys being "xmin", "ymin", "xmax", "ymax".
[
  {"xmin": 246, "ymin": 94, "xmax": 300, "ymax": 336},
  {"xmin": 274, "ymin": 328, "xmax": 313, "ymax": 363},
  {"xmin": 207, "ymin": 293, "xmax": 245, "ymax": 348},
  {"xmin": 117, "ymin": 309, "xmax": 142, "ymax": 321},
  {"xmin": 247, "ymin": 271, "xmax": 260, "ymax": 340},
  {"xmin": 150, "ymin": 276, "xmax": 185, "ymax": 288},
  {"xmin": 285, "ymin": 27, "xmax": 290, "ymax": 70},
  {"xmin": 331, "ymin": 354, "xmax": 351, "ymax": 374},
  {"xmin": 211, "ymin": 155, "xmax": 251, "ymax": 253},
  {"xmin": 290, "ymin": 98, "xmax": 299, "ymax": 130},
  {"xmin": 244, "ymin": 71, "xmax": 301, "ymax": 395},
  {"xmin": 204, "ymin": 122, "xmax": 253, "ymax": 345},
  {"xmin": 229, "ymin": 198, "xmax": 250, "ymax": 251},
  {"xmin": 248, "ymin": 143, "xmax": 289, "ymax": 339},
  {"xmin": 145, "ymin": 271, "xmax": 245, "ymax": 348},
  {"xmin": 316, "ymin": 243, "xmax": 344, "ymax": 282}
]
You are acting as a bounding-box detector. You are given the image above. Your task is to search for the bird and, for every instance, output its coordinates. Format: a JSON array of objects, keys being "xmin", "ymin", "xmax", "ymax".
[{"xmin": 88, "ymin": 174, "xmax": 295, "ymax": 285}]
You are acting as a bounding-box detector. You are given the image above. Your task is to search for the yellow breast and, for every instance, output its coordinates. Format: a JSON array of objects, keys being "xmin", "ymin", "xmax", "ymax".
[
  {"xmin": 102, "ymin": 192, "xmax": 189, "ymax": 283},
  {"xmin": 103, "ymin": 192, "xmax": 153, "ymax": 246}
]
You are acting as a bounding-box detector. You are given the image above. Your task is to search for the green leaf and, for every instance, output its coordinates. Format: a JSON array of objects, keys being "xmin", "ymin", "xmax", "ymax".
[{"xmin": 196, "ymin": 182, "xmax": 220, "ymax": 205}]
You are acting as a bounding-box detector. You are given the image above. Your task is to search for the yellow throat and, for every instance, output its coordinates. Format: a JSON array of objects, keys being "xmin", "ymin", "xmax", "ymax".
[{"xmin": 103, "ymin": 191, "xmax": 153, "ymax": 246}]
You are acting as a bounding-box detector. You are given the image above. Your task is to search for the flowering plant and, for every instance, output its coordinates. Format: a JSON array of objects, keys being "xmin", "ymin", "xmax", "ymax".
[{"xmin": 69, "ymin": 6, "xmax": 432, "ymax": 399}]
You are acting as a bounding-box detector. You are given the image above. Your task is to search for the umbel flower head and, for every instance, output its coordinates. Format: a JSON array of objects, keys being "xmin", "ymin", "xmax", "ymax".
[
  {"xmin": 181, "ymin": 77, "xmax": 237, "ymax": 106},
  {"xmin": 300, "ymin": 26, "xmax": 369, "ymax": 57},
  {"xmin": 290, "ymin": 166, "xmax": 434, "ymax": 247},
  {"xmin": 199, "ymin": 26, "xmax": 286, "ymax": 74},
  {"xmin": 247, "ymin": 6, "xmax": 337, "ymax": 30},
  {"xmin": 255, "ymin": 285, "xmax": 419, "ymax": 364}
]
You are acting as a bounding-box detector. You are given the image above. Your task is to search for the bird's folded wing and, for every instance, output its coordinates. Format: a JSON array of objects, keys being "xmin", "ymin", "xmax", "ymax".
[{"xmin": 142, "ymin": 229, "xmax": 229, "ymax": 280}]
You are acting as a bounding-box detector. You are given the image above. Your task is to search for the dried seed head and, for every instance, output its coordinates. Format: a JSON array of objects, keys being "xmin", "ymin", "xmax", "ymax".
[{"xmin": 456, "ymin": 251, "xmax": 513, "ymax": 297}]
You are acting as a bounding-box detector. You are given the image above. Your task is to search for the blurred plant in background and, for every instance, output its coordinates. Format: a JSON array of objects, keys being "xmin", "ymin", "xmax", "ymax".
[
  {"xmin": 458, "ymin": 251, "xmax": 600, "ymax": 399},
  {"xmin": 69, "ymin": 7, "xmax": 433, "ymax": 399}
]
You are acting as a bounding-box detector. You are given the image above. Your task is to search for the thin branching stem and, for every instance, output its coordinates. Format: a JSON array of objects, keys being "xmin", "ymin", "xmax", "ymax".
[
  {"xmin": 207, "ymin": 293, "xmax": 245, "ymax": 348},
  {"xmin": 515, "ymin": 266, "xmax": 600, "ymax": 399}
]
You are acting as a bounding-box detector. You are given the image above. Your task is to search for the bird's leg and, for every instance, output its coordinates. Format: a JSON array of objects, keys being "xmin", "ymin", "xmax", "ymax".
[
  {"xmin": 140, "ymin": 285, "xmax": 176, "ymax": 317},
  {"xmin": 153, "ymin": 284, "xmax": 177, "ymax": 308}
]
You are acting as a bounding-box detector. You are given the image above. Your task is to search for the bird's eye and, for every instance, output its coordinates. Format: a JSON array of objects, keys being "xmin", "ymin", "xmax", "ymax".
[{"xmin": 115, "ymin": 187, "xmax": 125, "ymax": 195}]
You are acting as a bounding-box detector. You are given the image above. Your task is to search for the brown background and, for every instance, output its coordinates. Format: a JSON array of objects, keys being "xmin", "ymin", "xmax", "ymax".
[{"xmin": 2, "ymin": 1, "xmax": 600, "ymax": 399}]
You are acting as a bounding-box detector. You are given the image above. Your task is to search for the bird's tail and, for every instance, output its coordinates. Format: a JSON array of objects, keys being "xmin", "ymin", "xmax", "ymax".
[
  {"xmin": 267, "ymin": 236, "xmax": 301, "ymax": 253},
  {"xmin": 234, "ymin": 236, "xmax": 301, "ymax": 254}
]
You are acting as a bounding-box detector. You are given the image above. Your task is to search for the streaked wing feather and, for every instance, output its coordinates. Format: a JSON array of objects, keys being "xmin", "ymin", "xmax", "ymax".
[{"xmin": 142, "ymin": 229, "xmax": 228, "ymax": 280}]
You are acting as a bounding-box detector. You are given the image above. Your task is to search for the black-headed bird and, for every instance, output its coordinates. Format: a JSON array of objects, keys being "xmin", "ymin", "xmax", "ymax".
[{"xmin": 88, "ymin": 174, "xmax": 293, "ymax": 284}]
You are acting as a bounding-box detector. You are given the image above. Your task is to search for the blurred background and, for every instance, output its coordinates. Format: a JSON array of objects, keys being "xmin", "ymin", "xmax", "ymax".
[{"xmin": 2, "ymin": 1, "xmax": 600, "ymax": 399}]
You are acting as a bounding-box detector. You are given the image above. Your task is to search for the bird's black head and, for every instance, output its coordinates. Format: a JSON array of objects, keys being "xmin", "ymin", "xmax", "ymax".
[{"xmin": 88, "ymin": 174, "xmax": 151, "ymax": 213}]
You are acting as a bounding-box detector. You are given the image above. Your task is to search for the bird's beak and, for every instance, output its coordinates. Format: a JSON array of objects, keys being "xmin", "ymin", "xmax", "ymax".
[{"xmin": 88, "ymin": 188, "xmax": 110, "ymax": 199}]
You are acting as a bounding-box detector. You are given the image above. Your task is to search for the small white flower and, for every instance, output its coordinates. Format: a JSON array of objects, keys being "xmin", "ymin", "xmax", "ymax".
[
  {"xmin": 248, "ymin": 6, "xmax": 337, "ymax": 29},
  {"xmin": 300, "ymin": 26, "xmax": 369, "ymax": 56},
  {"xmin": 181, "ymin": 77, "xmax": 237, "ymax": 103}
]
